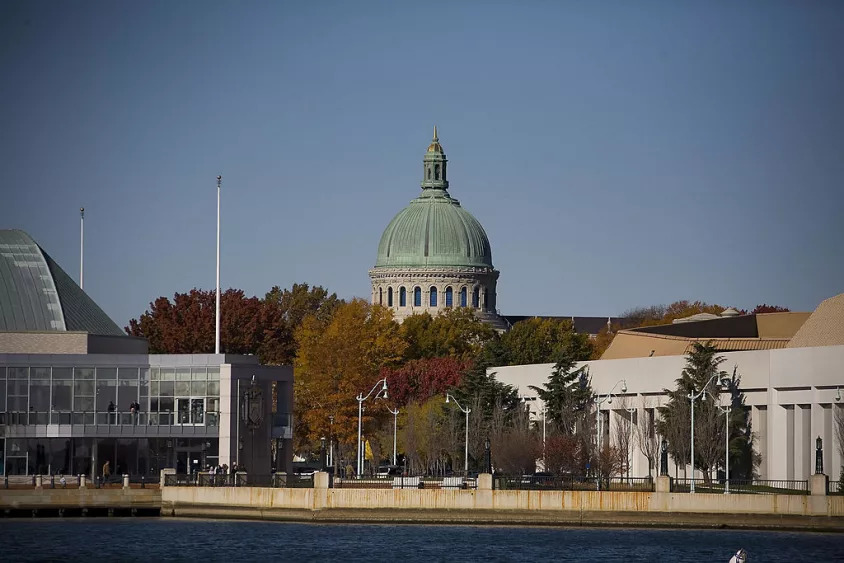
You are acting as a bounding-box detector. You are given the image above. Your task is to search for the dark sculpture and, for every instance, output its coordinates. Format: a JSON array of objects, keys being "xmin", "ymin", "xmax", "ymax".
[
  {"xmin": 660, "ymin": 437, "xmax": 669, "ymax": 477},
  {"xmin": 815, "ymin": 436, "xmax": 823, "ymax": 475},
  {"xmin": 484, "ymin": 438, "xmax": 492, "ymax": 474}
]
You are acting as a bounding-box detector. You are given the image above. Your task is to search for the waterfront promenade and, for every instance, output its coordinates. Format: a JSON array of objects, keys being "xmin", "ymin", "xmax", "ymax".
[
  {"xmin": 159, "ymin": 473, "xmax": 844, "ymax": 531},
  {"xmin": 3, "ymin": 472, "xmax": 842, "ymax": 531}
]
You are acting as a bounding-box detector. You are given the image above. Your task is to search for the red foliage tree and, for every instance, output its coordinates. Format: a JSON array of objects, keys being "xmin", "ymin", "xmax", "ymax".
[
  {"xmin": 751, "ymin": 304, "xmax": 790, "ymax": 314},
  {"xmin": 126, "ymin": 288, "xmax": 264, "ymax": 355},
  {"xmin": 381, "ymin": 357, "xmax": 470, "ymax": 407}
]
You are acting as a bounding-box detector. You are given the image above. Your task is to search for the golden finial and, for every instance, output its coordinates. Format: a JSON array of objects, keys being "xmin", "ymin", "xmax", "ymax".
[{"xmin": 433, "ymin": 125, "xmax": 438, "ymax": 140}]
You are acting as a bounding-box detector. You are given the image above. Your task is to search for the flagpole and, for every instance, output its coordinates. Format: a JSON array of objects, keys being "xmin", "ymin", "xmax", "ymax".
[
  {"xmin": 215, "ymin": 176, "xmax": 221, "ymax": 355},
  {"xmin": 80, "ymin": 207, "xmax": 85, "ymax": 289}
]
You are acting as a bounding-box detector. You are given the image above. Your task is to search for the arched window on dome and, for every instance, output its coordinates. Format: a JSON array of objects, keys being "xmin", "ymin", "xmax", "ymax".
[
  {"xmin": 459, "ymin": 287, "xmax": 467, "ymax": 307},
  {"xmin": 434, "ymin": 164, "xmax": 440, "ymax": 180},
  {"xmin": 388, "ymin": 288, "xmax": 393, "ymax": 307},
  {"xmin": 429, "ymin": 287, "xmax": 437, "ymax": 307},
  {"xmin": 379, "ymin": 288, "xmax": 383, "ymax": 305},
  {"xmin": 472, "ymin": 287, "xmax": 480, "ymax": 308},
  {"xmin": 445, "ymin": 287, "xmax": 453, "ymax": 307},
  {"xmin": 399, "ymin": 287, "xmax": 406, "ymax": 307},
  {"xmin": 427, "ymin": 167, "xmax": 432, "ymax": 180},
  {"xmin": 413, "ymin": 287, "xmax": 422, "ymax": 307}
]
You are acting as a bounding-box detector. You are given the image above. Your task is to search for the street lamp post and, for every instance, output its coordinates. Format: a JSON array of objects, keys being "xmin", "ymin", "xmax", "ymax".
[
  {"xmin": 540, "ymin": 406, "xmax": 547, "ymax": 470},
  {"xmin": 688, "ymin": 373, "xmax": 730, "ymax": 493},
  {"xmin": 357, "ymin": 378, "xmax": 388, "ymax": 477},
  {"xmin": 594, "ymin": 380, "xmax": 627, "ymax": 490},
  {"xmin": 386, "ymin": 406, "xmax": 399, "ymax": 466},
  {"xmin": 328, "ymin": 415, "xmax": 334, "ymax": 469},
  {"xmin": 445, "ymin": 393, "xmax": 471, "ymax": 475}
]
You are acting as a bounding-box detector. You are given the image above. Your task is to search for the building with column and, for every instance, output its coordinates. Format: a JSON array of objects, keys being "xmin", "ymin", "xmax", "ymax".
[
  {"xmin": 491, "ymin": 293, "xmax": 844, "ymax": 483},
  {"xmin": 369, "ymin": 128, "xmax": 505, "ymax": 329},
  {"xmin": 0, "ymin": 229, "xmax": 293, "ymax": 478}
]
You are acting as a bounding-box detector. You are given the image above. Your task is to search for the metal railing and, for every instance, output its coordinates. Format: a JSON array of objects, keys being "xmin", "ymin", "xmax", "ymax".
[
  {"xmin": 494, "ymin": 475, "xmax": 655, "ymax": 492},
  {"xmin": 828, "ymin": 480, "xmax": 843, "ymax": 495},
  {"xmin": 4, "ymin": 410, "xmax": 221, "ymax": 428},
  {"xmin": 332, "ymin": 476, "xmax": 478, "ymax": 490},
  {"xmin": 166, "ymin": 473, "xmax": 311, "ymax": 488},
  {"xmin": 672, "ymin": 478, "xmax": 809, "ymax": 495}
]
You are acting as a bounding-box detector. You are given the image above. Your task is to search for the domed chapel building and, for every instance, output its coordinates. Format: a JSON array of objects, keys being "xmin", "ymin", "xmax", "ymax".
[{"xmin": 369, "ymin": 129, "xmax": 505, "ymax": 328}]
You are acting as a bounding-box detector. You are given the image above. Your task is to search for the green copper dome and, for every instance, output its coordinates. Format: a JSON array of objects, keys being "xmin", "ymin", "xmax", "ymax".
[{"xmin": 374, "ymin": 129, "xmax": 494, "ymax": 269}]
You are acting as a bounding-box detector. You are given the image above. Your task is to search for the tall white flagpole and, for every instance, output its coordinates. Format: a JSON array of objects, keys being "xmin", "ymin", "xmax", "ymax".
[
  {"xmin": 80, "ymin": 207, "xmax": 85, "ymax": 289},
  {"xmin": 215, "ymin": 176, "xmax": 221, "ymax": 354}
]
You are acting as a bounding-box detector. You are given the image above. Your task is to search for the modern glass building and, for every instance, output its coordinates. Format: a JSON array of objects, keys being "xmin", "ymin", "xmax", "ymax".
[{"xmin": 0, "ymin": 230, "xmax": 293, "ymax": 478}]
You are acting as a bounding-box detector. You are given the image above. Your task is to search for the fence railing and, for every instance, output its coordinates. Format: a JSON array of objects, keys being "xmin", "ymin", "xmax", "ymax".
[
  {"xmin": 495, "ymin": 475, "xmax": 655, "ymax": 492},
  {"xmin": 166, "ymin": 473, "xmax": 312, "ymax": 488},
  {"xmin": 828, "ymin": 480, "xmax": 843, "ymax": 495},
  {"xmin": 332, "ymin": 475, "xmax": 477, "ymax": 490},
  {"xmin": 671, "ymin": 478, "xmax": 809, "ymax": 495}
]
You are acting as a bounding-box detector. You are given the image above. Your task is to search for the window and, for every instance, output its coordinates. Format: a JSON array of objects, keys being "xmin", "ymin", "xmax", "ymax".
[
  {"xmin": 388, "ymin": 287, "xmax": 394, "ymax": 307},
  {"xmin": 445, "ymin": 287, "xmax": 453, "ymax": 307},
  {"xmin": 429, "ymin": 287, "xmax": 437, "ymax": 307},
  {"xmin": 399, "ymin": 287, "xmax": 406, "ymax": 307},
  {"xmin": 413, "ymin": 287, "xmax": 421, "ymax": 307},
  {"xmin": 379, "ymin": 288, "xmax": 383, "ymax": 305},
  {"xmin": 427, "ymin": 167, "xmax": 432, "ymax": 179},
  {"xmin": 472, "ymin": 287, "xmax": 480, "ymax": 308},
  {"xmin": 434, "ymin": 164, "xmax": 440, "ymax": 180},
  {"xmin": 460, "ymin": 287, "xmax": 467, "ymax": 307}
]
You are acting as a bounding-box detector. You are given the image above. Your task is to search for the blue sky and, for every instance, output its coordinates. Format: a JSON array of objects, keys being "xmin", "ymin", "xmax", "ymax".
[{"xmin": 1, "ymin": 0, "xmax": 842, "ymax": 327}]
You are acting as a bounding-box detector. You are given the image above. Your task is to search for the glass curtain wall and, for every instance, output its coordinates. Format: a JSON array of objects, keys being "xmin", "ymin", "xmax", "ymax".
[{"xmin": 0, "ymin": 365, "xmax": 219, "ymax": 427}]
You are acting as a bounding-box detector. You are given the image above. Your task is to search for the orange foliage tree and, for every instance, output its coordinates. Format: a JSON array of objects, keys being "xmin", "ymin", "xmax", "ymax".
[{"xmin": 293, "ymin": 299, "xmax": 407, "ymax": 452}]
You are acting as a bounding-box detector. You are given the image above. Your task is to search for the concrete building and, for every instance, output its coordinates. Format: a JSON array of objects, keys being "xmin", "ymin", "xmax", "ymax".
[
  {"xmin": 0, "ymin": 229, "xmax": 293, "ymax": 478},
  {"xmin": 369, "ymin": 128, "xmax": 505, "ymax": 328},
  {"xmin": 491, "ymin": 294, "xmax": 844, "ymax": 483}
]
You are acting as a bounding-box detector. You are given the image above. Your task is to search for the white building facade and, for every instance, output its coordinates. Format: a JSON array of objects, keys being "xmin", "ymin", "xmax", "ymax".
[{"xmin": 492, "ymin": 344, "xmax": 844, "ymax": 483}]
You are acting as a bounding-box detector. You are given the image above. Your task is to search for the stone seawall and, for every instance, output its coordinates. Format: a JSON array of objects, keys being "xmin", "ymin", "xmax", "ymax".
[
  {"xmin": 161, "ymin": 487, "xmax": 844, "ymax": 531},
  {"xmin": 0, "ymin": 488, "xmax": 161, "ymax": 517}
]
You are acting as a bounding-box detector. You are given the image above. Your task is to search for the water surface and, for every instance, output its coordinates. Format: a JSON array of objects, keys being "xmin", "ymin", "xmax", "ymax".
[{"xmin": 1, "ymin": 519, "xmax": 839, "ymax": 562}]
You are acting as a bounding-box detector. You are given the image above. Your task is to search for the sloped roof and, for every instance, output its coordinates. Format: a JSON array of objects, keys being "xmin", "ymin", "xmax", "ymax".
[
  {"xmin": 0, "ymin": 229, "xmax": 124, "ymax": 336},
  {"xmin": 787, "ymin": 293, "xmax": 844, "ymax": 348},
  {"xmin": 601, "ymin": 330, "xmax": 791, "ymax": 360}
]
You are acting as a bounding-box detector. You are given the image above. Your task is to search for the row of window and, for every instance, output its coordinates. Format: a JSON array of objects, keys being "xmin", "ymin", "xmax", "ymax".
[{"xmin": 378, "ymin": 286, "xmax": 485, "ymax": 309}]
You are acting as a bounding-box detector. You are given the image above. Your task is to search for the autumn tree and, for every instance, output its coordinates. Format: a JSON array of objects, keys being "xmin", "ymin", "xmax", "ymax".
[
  {"xmin": 635, "ymin": 398, "xmax": 661, "ymax": 478},
  {"xmin": 126, "ymin": 288, "xmax": 264, "ymax": 355},
  {"xmin": 613, "ymin": 396, "xmax": 635, "ymax": 479},
  {"xmin": 751, "ymin": 304, "xmax": 790, "ymax": 314},
  {"xmin": 293, "ymin": 299, "xmax": 407, "ymax": 453},
  {"xmin": 381, "ymin": 357, "xmax": 469, "ymax": 407},
  {"xmin": 499, "ymin": 317, "xmax": 593, "ymax": 366},
  {"xmin": 259, "ymin": 283, "xmax": 342, "ymax": 365},
  {"xmin": 399, "ymin": 308, "xmax": 497, "ymax": 361}
]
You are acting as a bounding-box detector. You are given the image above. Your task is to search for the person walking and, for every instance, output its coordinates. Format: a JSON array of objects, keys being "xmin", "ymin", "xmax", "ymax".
[{"xmin": 102, "ymin": 461, "xmax": 111, "ymax": 484}]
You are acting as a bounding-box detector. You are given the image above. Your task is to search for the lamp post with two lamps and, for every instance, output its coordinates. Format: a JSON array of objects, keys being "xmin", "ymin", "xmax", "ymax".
[
  {"xmin": 445, "ymin": 393, "xmax": 470, "ymax": 475},
  {"xmin": 594, "ymin": 379, "xmax": 627, "ymax": 490},
  {"xmin": 688, "ymin": 372, "xmax": 731, "ymax": 493},
  {"xmin": 357, "ymin": 378, "xmax": 388, "ymax": 477}
]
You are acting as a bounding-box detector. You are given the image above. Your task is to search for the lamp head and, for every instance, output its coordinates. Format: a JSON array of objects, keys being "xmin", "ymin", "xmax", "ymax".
[
  {"xmin": 445, "ymin": 395, "xmax": 450, "ymax": 404},
  {"xmin": 835, "ymin": 388, "xmax": 841, "ymax": 402},
  {"xmin": 621, "ymin": 381, "xmax": 627, "ymax": 394},
  {"xmin": 720, "ymin": 376, "xmax": 731, "ymax": 389},
  {"xmin": 381, "ymin": 389, "xmax": 388, "ymax": 400},
  {"xmin": 607, "ymin": 396, "xmax": 613, "ymax": 405}
]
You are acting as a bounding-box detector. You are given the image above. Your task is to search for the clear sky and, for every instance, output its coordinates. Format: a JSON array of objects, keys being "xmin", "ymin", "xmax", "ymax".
[{"xmin": 1, "ymin": 0, "xmax": 842, "ymax": 328}]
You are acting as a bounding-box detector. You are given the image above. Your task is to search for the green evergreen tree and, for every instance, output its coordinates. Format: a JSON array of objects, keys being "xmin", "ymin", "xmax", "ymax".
[
  {"xmin": 724, "ymin": 366, "xmax": 761, "ymax": 480},
  {"xmin": 528, "ymin": 346, "xmax": 592, "ymax": 435}
]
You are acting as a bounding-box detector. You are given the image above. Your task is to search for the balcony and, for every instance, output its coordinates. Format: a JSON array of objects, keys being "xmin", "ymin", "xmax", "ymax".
[{"xmin": 2, "ymin": 411, "xmax": 221, "ymax": 439}]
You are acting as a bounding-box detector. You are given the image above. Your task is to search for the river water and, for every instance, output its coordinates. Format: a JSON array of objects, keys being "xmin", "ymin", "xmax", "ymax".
[{"xmin": 0, "ymin": 519, "xmax": 839, "ymax": 561}]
